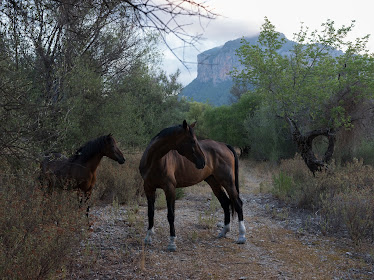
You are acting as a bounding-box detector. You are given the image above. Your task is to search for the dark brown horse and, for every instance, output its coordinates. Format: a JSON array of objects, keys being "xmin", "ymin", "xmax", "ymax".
[
  {"xmin": 139, "ymin": 120, "xmax": 246, "ymax": 251},
  {"xmin": 40, "ymin": 134, "xmax": 125, "ymax": 213}
]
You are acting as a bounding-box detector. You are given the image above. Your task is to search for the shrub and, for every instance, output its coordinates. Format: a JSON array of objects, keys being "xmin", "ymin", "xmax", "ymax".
[
  {"xmin": 273, "ymin": 155, "xmax": 374, "ymax": 242},
  {"xmin": 355, "ymin": 140, "xmax": 374, "ymax": 166},
  {"xmin": 0, "ymin": 173, "xmax": 87, "ymax": 279},
  {"xmin": 273, "ymin": 155, "xmax": 319, "ymax": 208},
  {"xmin": 94, "ymin": 151, "xmax": 144, "ymax": 205},
  {"xmin": 272, "ymin": 171, "xmax": 293, "ymax": 202}
]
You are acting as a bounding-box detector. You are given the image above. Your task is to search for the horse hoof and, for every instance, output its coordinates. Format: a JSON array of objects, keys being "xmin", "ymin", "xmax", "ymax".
[
  {"xmin": 218, "ymin": 232, "xmax": 226, "ymax": 238},
  {"xmin": 236, "ymin": 237, "xmax": 246, "ymax": 244},
  {"xmin": 167, "ymin": 244, "xmax": 177, "ymax": 252},
  {"xmin": 144, "ymin": 238, "xmax": 152, "ymax": 245}
]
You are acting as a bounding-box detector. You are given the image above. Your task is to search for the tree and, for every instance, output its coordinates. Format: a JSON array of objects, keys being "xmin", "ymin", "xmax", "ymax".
[
  {"xmin": 0, "ymin": 0, "xmax": 216, "ymax": 163},
  {"xmin": 232, "ymin": 18, "xmax": 374, "ymax": 172},
  {"xmin": 203, "ymin": 93, "xmax": 261, "ymax": 151}
]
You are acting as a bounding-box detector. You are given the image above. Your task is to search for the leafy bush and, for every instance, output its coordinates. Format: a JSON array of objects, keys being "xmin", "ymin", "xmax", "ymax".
[
  {"xmin": 0, "ymin": 173, "xmax": 87, "ymax": 279},
  {"xmin": 272, "ymin": 171, "xmax": 293, "ymax": 202},
  {"xmin": 355, "ymin": 140, "xmax": 374, "ymax": 166}
]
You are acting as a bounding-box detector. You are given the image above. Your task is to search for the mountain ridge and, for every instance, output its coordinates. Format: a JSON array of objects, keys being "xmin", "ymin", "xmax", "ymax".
[{"xmin": 180, "ymin": 34, "xmax": 294, "ymax": 106}]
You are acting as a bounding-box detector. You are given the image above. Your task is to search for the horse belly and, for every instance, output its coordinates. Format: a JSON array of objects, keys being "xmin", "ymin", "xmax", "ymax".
[{"xmin": 174, "ymin": 168, "xmax": 207, "ymax": 188}]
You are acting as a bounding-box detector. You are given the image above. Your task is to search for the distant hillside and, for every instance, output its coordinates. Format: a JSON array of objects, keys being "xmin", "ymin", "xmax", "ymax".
[{"xmin": 180, "ymin": 34, "xmax": 296, "ymax": 106}]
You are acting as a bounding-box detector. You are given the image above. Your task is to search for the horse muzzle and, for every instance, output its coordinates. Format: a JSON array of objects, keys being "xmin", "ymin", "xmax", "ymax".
[
  {"xmin": 118, "ymin": 157, "xmax": 126, "ymax": 164},
  {"xmin": 195, "ymin": 159, "xmax": 205, "ymax": 169}
]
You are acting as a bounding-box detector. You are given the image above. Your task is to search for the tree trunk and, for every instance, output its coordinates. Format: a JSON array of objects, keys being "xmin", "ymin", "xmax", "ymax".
[{"xmin": 286, "ymin": 118, "xmax": 336, "ymax": 175}]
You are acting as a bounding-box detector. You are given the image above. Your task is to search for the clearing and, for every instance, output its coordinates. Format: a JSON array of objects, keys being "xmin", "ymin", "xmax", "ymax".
[{"xmin": 62, "ymin": 161, "xmax": 374, "ymax": 279}]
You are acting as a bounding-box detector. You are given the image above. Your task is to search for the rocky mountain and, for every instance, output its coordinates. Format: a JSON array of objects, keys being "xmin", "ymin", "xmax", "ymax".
[{"xmin": 180, "ymin": 35, "xmax": 295, "ymax": 106}]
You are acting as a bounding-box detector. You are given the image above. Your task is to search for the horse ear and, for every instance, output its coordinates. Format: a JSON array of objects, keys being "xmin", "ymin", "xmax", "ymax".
[
  {"xmin": 183, "ymin": 120, "xmax": 188, "ymax": 130},
  {"xmin": 190, "ymin": 121, "xmax": 197, "ymax": 129}
]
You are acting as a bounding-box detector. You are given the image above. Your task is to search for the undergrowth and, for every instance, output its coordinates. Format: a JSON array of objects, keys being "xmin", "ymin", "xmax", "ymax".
[
  {"xmin": 273, "ymin": 155, "xmax": 374, "ymax": 243},
  {"xmin": 94, "ymin": 152, "xmax": 144, "ymax": 205},
  {"xmin": 0, "ymin": 169, "xmax": 87, "ymax": 279}
]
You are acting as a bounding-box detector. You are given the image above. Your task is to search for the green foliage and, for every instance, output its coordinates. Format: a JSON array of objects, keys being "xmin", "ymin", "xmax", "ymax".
[
  {"xmin": 94, "ymin": 153, "xmax": 144, "ymax": 205},
  {"xmin": 233, "ymin": 17, "xmax": 374, "ymax": 131},
  {"xmin": 272, "ymin": 171, "xmax": 293, "ymax": 202},
  {"xmin": 355, "ymin": 140, "xmax": 374, "ymax": 165},
  {"xmin": 105, "ymin": 65, "xmax": 187, "ymax": 148},
  {"xmin": 202, "ymin": 92, "xmax": 260, "ymax": 148},
  {"xmin": 175, "ymin": 188, "xmax": 186, "ymax": 200},
  {"xmin": 185, "ymin": 101, "xmax": 211, "ymax": 137},
  {"xmin": 244, "ymin": 105, "xmax": 296, "ymax": 161}
]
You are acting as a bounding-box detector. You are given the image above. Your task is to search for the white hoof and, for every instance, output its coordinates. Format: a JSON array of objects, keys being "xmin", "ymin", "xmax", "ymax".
[
  {"xmin": 144, "ymin": 228, "xmax": 154, "ymax": 245},
  {"xmin": 167, "ymin": 236, "xmax": 177, "ymax": 252},
  {"xmin": 236, "ymin": 236, "xmax": 246, "ymax": 244},
  {"xmin": 237, "ymin": 221, "xmax": 246, "ymax": 244},
  {"xmin": 218, "ymin": 223, "xmax": 230, "ymax": 238}
]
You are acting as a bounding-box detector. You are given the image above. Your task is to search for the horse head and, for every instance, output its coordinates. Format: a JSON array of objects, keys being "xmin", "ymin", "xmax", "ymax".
[
  {"xmin": 103, "ymin": 134, "xmax": 126, "ymax": 164},
  {"xmin": 176, "ymin": 120, "xmax": 206, "ymax": 169}
]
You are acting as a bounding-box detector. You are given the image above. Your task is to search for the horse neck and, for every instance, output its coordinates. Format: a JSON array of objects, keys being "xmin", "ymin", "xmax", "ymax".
[
  {"xmin": 73, "ymin": 152, "xmax": 104, "ymax": 173},
  {"xmin": 141, "ymin": 131, "xmax": 181, "ymax": 173},
  {"xmin": 86, "ymin": 154, "xmax": 104, "ymax": 172},
  {"xmin": 148, "ymin": 136, "xmax": 177, "ymax": 162}
]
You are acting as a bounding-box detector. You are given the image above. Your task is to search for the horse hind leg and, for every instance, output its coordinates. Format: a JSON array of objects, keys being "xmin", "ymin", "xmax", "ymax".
[
  {"xmin": 235, "ymin": 197, "xmax": 246, "ymax": 244},
  {"xmin": 221, "ymin": 181, "xmax": 246, "ymax": 244},
  {"xmin": 205, "ymin": 176, "xmax": 231, "ymax": 238}
]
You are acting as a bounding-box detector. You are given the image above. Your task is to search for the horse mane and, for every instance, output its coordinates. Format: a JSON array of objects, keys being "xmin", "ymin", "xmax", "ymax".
[
  {"xmin": 70, "ymin": 135, "xmax": 108, "ymax": 162},
  {"xmin": 139, "ymin": 124, "xmax": 185, "ymax": 176},
  {"xmin": 149, "ymin": 125, "xmax": 182, "ymax": 142}
]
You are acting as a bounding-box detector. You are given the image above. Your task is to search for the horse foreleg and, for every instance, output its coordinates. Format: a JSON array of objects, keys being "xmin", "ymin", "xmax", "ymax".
[
  {"xmin": 84, "ymin": 193, "xmax": 91, "ymax": 219},
  {"xmin": 145, "ymin": 190, "xmax": 156, "ymax": 245},
  {"xmin": 165, "ymin": 189, "xmax": 177, "ymax": 252}
]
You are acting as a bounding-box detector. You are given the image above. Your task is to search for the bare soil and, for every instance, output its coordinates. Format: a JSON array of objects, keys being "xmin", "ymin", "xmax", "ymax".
[{"xmin": 62, "ymin": 161, "xmax": 374, "ymax": 279}]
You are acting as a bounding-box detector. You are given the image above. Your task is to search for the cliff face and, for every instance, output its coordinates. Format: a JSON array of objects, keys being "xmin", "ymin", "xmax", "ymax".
[
  {"xmin": 181, "ymin": 35, "xmax": 296, "ymax": 106},
  {"xmin": 195, "ymin": 38, "xmax": 249, "ymax": 85},
  {"xmin": 181, "ymin": 36, "xmax": 259, "ymax": 105}
]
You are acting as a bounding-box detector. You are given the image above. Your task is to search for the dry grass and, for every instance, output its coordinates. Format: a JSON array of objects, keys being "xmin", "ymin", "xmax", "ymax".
[
  {"xmin": 0, "ymin": 170, "xmax": 87, "ymax": 279},
  {"xmin": 273, "ymin": 155, "xmax": 374, "ymax": 243},
  {"xmin": 94, "ymin": 152, "xmax": 144, "ymax": 205}
]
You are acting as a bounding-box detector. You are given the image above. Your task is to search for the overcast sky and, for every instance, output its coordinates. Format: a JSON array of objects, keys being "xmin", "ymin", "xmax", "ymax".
[{"xmin": 160, "ymin": 0, "xmax": 374, "ymax": 86}]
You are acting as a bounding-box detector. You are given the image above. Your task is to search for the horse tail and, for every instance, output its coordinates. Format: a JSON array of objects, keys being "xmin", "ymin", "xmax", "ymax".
[{"xmin": 226, "ymin": 145, "xmax": 239, "ymax": 194}]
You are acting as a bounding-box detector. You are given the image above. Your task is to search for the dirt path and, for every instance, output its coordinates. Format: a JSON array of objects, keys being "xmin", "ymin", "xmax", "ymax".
[{"xmin": 63, "ymin": 162, "xmax": 374, "ymax": 279}]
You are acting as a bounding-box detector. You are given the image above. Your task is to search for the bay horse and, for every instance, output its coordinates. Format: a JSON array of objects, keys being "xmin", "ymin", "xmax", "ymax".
[
  {"xmin": 40, "ymin": 134, "xmax": 125, "ymax": 215},
  {"xmin": 139, "ymin": 120, "xmax": 246, "ymax": 251}
]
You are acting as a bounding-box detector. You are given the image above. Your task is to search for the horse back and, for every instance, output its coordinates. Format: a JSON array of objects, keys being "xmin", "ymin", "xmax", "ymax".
[
  {"xmin": 40, "ymin": 153, "xmax": 72, "ymax": 188},
  {"xmin": 41, "ymin": 153, "xmax": 68, "ymax": 174}
]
